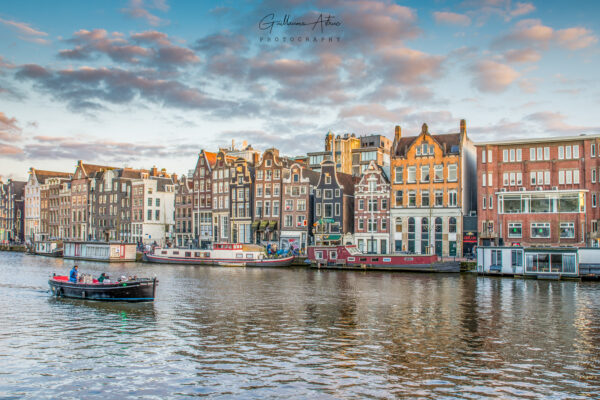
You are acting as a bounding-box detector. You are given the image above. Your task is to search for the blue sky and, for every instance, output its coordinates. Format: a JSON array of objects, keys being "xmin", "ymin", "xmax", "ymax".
[{"xmin": 1, "ymin": 0, "xmax": 599, "ymax": 180}]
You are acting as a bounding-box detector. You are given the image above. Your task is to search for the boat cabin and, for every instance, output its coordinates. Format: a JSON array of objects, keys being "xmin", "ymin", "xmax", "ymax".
[
  {"xmin": 524, "ymin": 247, "xmax": 578, "ymax": 278},
  {"xmin": 477, "ymin": 246, "xmax": 524, "ymax": 276}
]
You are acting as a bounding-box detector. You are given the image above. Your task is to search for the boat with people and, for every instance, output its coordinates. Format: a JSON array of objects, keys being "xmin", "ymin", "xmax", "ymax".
[
  {"xmin": 143, "ymin": 243, "xmax": 295, "ymax": 267},
  {"xmin": 49, "ymin": 269, "xmax": 157, "ymax": 302},
  {"xmin": 307, "ymin": 245, "xmax": 461, "ymax": 272}
]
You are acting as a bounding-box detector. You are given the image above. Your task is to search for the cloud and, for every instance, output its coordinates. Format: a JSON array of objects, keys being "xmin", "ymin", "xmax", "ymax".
[
  {"xmin": 470, "ymin": 60, "xmax": 520, "ymax": 92},
  {"xmin": 0, "ymin": 111, "xmax": 23, "ymax": 141},
  {"xmin": 15, "ymin": 64, "xmax": 234, "ymax": 112},
  {"xmin": 122, "ymin": 0, "xmax": 170, "ymax": 26},
  {"xmin": 462, "ymin": 0, "xmax": 535, "ymax": 23},
  {"xmin": 0, "ymin": 17, "xmax": 49, "ymax": 44},
  {"xmin": 503, "ymin": 48, "xmax": 541, "ymax": 63},
  {"xmin": 58, "ymin": 29, "xmax": 198, "ymax": 68},
  {"xmin": 525, "ymin": 111, "xmax": 600, "ymax": 134},
  {"xmin": 509, "ymin": 2, "xmax": 536, "ymax": 18},
  {"xmin": 433, "ymin": 11, "xmax": 471, "ymax": 27},
  {"xmin": 377, "ymin": 47, "xmax": 445, "ymax": 85},
  {"xmin": 494, "ymin": 19, "xmax": 597, "ymax": 50}
]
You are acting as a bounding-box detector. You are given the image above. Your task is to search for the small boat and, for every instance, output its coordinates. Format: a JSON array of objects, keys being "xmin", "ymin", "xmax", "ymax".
[
  {"xmin": 143, "ymin": 243, "xmax": 295, "ymax": 267},
  {"xmin": 49, "ymin": 275, "xmax": 157, "ymax": 302},
  {"xmin": 307, "ymin": 245, "xmax": 460, "ymax": 273}
]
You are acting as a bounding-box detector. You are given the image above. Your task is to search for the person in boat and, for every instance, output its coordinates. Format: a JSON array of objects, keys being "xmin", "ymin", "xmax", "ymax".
[
  {"xmin": 98, "ymin": 273, "xmax": 107, "ymax": 283},
  {"xmin": 69, "ymin": 265, "xmax": 79, "ymax": 283}
]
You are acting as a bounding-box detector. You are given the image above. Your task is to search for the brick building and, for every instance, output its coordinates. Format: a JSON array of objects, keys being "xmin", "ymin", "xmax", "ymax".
[
  {"xmin": 211, "ymin": 151, "xmax": 236, "ymax": 243},
  {"xmin": 390, "ymin": 121, "xmax": 476, "ymax": 256},
  {"xmin": 0, "ymin": 179, "xmax": 26, "ymax": 243},
  {"xmin": 175, "ymin": 174, "xmax": 194, "ymax": 247},
  {"xmin": 280, "ymin": 162, "xmax": 319, "ymax": 251},
  {"xmin": 230, "ymin": 157, "xmax": 254, "ymax": 243},
  {"xmin": 192, "ymin": 150, "xmax": 217, "ymax": 248},
  {"xmin": 308, "ymin": 131, "xmax": 361, "ymax": 175},
  {"xmin": 252, "ymin": 148, "xmax": 290, "ymax": 244},
  {"xmin": 351, "ymin": 134, "xmax": 392, "ymax": 177},
  {"xmin": 477, "ymin": 134, "xmax": 600, "ymax": 247},
  {"xmin": 58, "ymin": 181, "xmax": 71, "ymax": 239},
  {"xmin": 313, "ymin": 160, "xmax": 358, "ymax": 245},
  {"xmin": 354, "ymin": 161, "xmax": 391, "ymax": 253}
]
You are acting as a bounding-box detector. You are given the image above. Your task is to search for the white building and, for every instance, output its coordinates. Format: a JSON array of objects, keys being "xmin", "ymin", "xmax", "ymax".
[{"xmin": 131, "ymin": 175, "xmax": 175, "ymax": 246}]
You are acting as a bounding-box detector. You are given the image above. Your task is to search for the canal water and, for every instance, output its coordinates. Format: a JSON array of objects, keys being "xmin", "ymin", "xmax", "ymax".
[{"xmin": 1, "ymin": 252, "xmax": 599, "ymax": 399}]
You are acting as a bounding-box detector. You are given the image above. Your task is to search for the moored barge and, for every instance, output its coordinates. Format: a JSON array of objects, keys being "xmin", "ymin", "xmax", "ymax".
[
  {"xmin": 307, "ymin": 245, "xmax": 460, "ymax": 272},
  {"xmin": 63, "ymin": 241, "xmax": 137, "ymax": 262},
  {"xmin": 144, "ymin": 243, "xmax": 295, "ymax": 267}
]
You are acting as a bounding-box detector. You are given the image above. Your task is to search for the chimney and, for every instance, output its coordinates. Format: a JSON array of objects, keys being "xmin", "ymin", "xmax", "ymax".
[
  {"xmin": 231, "ymin": 139, "xmax": 235, "ymax": 151},
  {"xmin": 253, "ymin": 152, "xmax": 259, "ymax": 165},
  {"xmin": 394, "ymin": 125, "xmax": 401, "ymax": 141},
  {"xmin": 242, "ymin": 140, "xmax": 248, "ymax": 149},
  {"xmin": 150, "ymin": 166, "xmax": 158, "ymax": 177},
  {"xmin": 460, "ymin": 119, "xmax": 467, "ymax": 135},
  {"xmin": 421, "ymin": 123, "xmax": 428, "ymax": 135}
]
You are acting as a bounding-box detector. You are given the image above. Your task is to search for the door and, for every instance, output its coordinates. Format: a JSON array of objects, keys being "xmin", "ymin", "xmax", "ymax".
[{"xmin": 120, "ymin": 245, "xmax": 126, "ymax": 258}]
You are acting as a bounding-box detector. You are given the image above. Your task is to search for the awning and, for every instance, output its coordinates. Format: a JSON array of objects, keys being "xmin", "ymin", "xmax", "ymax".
[
  {"xmin": 268, "ymin": 221, "xmax": 277, "ymax": 230},
  {"xmin": 259, "ymin": 220, "xmax": 269, "ymax": 230},
  {"xmin": 251, "ymin": 221, "xmax": 259, "ymax": 230}
]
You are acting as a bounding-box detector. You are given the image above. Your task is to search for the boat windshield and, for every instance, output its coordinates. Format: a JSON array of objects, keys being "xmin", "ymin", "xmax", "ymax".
[{"xmin": 346, "ymin": 246, "xmax": 362, "ymax": 255}]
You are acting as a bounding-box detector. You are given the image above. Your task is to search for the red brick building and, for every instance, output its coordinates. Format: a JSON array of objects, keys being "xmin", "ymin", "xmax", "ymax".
[
  {"xmin": 477, "ymin": 134, "xmax": 600, "ymax": 247},
  {"xmin": 192, "ymin": 150, "xmax": 217, "ymax": 248}
]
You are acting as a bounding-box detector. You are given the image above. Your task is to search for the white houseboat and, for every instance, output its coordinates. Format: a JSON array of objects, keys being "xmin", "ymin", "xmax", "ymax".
[
  {"xmin": 477, "ymin": 246, "xmax": 596, "ymax": 279},
  {"xmin": 144, "ymin": 243, "xmax": 294, "ymax": 267},
  {"xmin": 33, "ymin": 240, "xmax": 63, "ymax": 257},
  {"xmin": 63, "ymin": 241, "xmax": 137, "ymax": 262}
]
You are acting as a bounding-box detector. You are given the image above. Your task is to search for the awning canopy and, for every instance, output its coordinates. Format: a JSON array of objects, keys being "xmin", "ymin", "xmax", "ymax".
[
  {"xmin": 268, "ymin": 220, "xmax": 277, "ymax": 230},
  {"xmin": 322, "ymin": 234, "xmax": 341, "ymax": 241},
  {"xmin": 259, "ymin": 220, "xmax": 269, "ymax": 230},
  {"xmin": 251, "ymin": 221, "xmax": 259, "ymax": 229}
]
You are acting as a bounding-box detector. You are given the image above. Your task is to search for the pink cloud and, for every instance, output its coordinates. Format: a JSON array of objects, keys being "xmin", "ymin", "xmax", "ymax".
[
  {"xmin": 555, "ymin": 27, "xmax": 598, "ymax": 50},
  {"xmin": 122, "ymin": 0, "xmax": 169, "ymax": 26},
  {"xmin": 503, "ymin": 48, "xmax": 541, "ymax": 63},
  {"xmin": 471, "ymin": 60, "xmax": 520, "ymax": 92},
  {"xmin": 378, "ymin": 47, "xmax": 445, "ymax": 85},
  {"xmin": 433, "ymin": 11, "xmax": 471, "ymax": 27},
  {"xmin": 0, "ymin": 17, "xmax": 49, "ymax": 44},
  {"xmin": 494, "ymin": 19, "xmax": 597, "ymax": 51},
  {"xmin": 509, "ymin": 2, "xmax": 536, "ymax": 18}
]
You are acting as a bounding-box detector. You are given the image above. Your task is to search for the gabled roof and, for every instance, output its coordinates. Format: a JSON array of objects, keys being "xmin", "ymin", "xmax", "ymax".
[
  {"xmin": 30, "ymin": 168, "xmax": 72, "ymax": 184},
  {"xmin": 358, "ymin": 161, "xmax": 390, "ymax": 185},
  {"xmin": 204, "ymin": 151, "xmax": 217, "ymax": 167},
  {"xmin": 393, "ymin": 123, "xmax": 462, "ymax": 158},
  {"xmin": 336, "ymin": 172, "xmax": 359, "ymax": 195}
]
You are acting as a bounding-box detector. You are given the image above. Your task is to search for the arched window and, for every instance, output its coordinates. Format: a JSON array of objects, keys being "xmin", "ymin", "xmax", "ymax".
[
  {"xmin": 435, "ymin": 217, "xmax": 443, "ymax": 256},
  {"xmin": 395, "ymin": 217, "xmax": 402, "ymax": 233},
  {"xmin": 449, "ymin": 217, "xmax": 457, "ymax": 233},
  {"xmin": 421, "ymin": 217, "xmax": 429, "ymax": 254}
]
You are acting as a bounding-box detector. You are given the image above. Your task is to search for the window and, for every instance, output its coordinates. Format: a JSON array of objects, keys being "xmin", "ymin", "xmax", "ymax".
[
  {"xmin": 544, "ymin": 171, "xmax": 550, "ymax": 185},
  {"xmin": 285, "ymin": 199, "xmax": 293, "ymax": 211},
  {"xmin": 395, "ymin": 167, "xmax": 403, "ymax": 183},
  {"xmin": 592, "ymin": 143, "xmax": 596, "ymax": 158},
  {"xmin": 435, "ymin": 191, "xmax": 443, "ymax": 207},
  {"xmin": 483, "ymin": 173, "xmax": 487, "ymax": 187},
  {"xmin": 407, "ymin": 166, "xmax": 416, "ymax": 183},
  {"xmin": 510, "ymin": 172, "xmax": 515, "ymax": 186},
  {"xmin": 434, "ymin": 165, "xmax": 443, "ymax": 182},
  {"xmin": 489, "ymin": 195, "xmax": 493, "ymax": 209},
  {"xmin": 368, "ymin": 219, "xmax": 377, "ymax": 232},
  {"xmin": 274, "ymin": 184, "xmax": 280, "ymax": 196},
  {"xmin": 449, "ymin": 217, "xmax": 457, "ymax": 233},
  {"xmin": 368, "ymin": 199, "xmax": 378, "ymax": 212},
  {"xmin": 544, "ymin": 147, "xmax": 550, "ymax": 160},
  {"xmin": 482, "ymin": 149, "xmax": 486, "ymax": 163},
  {"xmin": 517, "ymin": 149, "xmax": 522, "ymax": 161},
  {"xmin": 156, "ymin": 198, "xmax": 160, "ymax": 207},
  {"xmin": 257, "ymin": 170, "xmax": 263, "ymax": 180},
  {"xmin": 382, "ymin": 199, "xmax": 388, "ymax": 210},
  {"xmin": 325, "ymin": 175, "xmax": 331, "ymax": 184},
  {"xmin": 408, "ymin": 191, "xmax": 416, "ymax": 207},
  {"xmin": 421, "ymin": 191, "xmax": 430, "ymax": 207},
  {"xmin": 324, "ymin": 203, "xmax": 333, "ymax": 218},
  {"xmin": 273, "ymin": 201, "xmax": 279, "ymax": 216},
  {"xmin": 487, "ymin": 173, "xmax": 492, "ymax": 187},
  {"xmin": 530, "ymin": 147, "xmax": 536, "ymax": 161},
  {"xmin": 147, "ymin": 198, "xmax": 152, "ymax": 206},
  {"xmin": 335, "ymin": 189, "xmax": 341, "ymax": 197},
  {"xmin": 448, "ymin": 191, "xmax": 457, "ymax": 207},
  {"xmin": 421, "ymin": 165, "xmax": 430, "ymax": 182},
  {"xmin": 395, "ymin": 190, "xmax": 403, "ymax": 207},
  {"xmin": 491, "ymin": 249, "xmax": 502, "ymax": 265},
  {"xmin": 285, "ymin": 215, "xmax": 293, "ymax": 227},
  {"xmin": 558, "ymin": 146, "xmax": 564, "ymax": 160},
  {"xmin": 488, "ymin": 150, "xmax": 492, "ymax": 163},
  {"xmin": 255, "ymin": 201, "xmax": 262, "ymax": 217},
  {"xmin": 566, "ymin": 146, "xmax": 572, "ymax": 159},
  {"xmin": 503, "ymin": 149, "xmax": 508, "ymax": 162},
  {"xmin": 511, "ymin": 250, "xmax": 523, "ymax": 267},
  {"xmin": 573, "ymin": 145, "xmax": 579, "ymax": 159},
  {"xmin": 316, "ymin": 203, "xmax": 321, "ymax": 216},
  {"xmin": 537, "ymin": 147, "xmax": 543, "ymax": 160},
  {"xmin": 264, "ymin": 201, "xmax": 270, "ymax": 216},
  {"xmin": 324, "ymin": 189, "xmax": 333, "ymax": 199},
  {"xmin": 297, "ymin": 199, "xmax": 306, "ymax": 211},
  {"xmin": 531, "ymin": 222, "xmax": 550, "ymax": 238},
  {"xmin": 517, "ymin": 172, "xmax": 522, "ymax": 185},
  {"xmin": 503, "ymin": 173, "xmax": 508, "ymax": 186},
  {"xmin": 560, "ymin": 222, "xmax": 575, "ymax": 238},
  {"xmin": 508, "ymin": 222, "xmax": 522, "ymax": 238},
  {"xmin": 448, "ymin": 164, "xmax": 458, "ymax": 182},
  {"xmin": 593, "ymin": 169, "xmax": 597, "ymax": 183},
  {"xmin": 297, "ymin": 215, "xmax": 306, "ymax": 226},
  {"xmin": 593, "ymin": 193, "xmax": 597, "ymax": 208},
  {"xmin": 559, "ymin": 171, "xmax": 564, "ymax": 185},
  {"xmin": 566, "ymin": 170, "xmax": 572, "ymax": 184},
  {"xmin": 147, "ymin": 209, "xmax": 152, "ymax": 220},
  {"xmin": 482, "ymin": 196, "xmax": 486, "ymax": 209},
  {"xmin": 358, "ymin": 219, "xmax": 364, "ymax": 230},
  {"xmin": 334, "ymin": 203, "xmax": 340, "ymax": 216},
  {"xmin": 574, "ymin": 170, "xmax": 580, "ymax": 184}
]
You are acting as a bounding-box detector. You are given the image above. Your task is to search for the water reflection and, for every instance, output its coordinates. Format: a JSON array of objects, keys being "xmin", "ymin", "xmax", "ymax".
[{"xmin": 1, "ymin": 253, "xmax": 600, "ymax": 398}]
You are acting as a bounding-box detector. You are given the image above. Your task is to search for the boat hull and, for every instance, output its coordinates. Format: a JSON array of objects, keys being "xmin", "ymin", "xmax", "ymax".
[
  {"xmin": 313, "ymin": 261, "xmax": 460, "ymax": 273},
  {"xmin": 143, "ymin": 253, "xmax": 295, "ymax": 267},
  {"xmin": 49, "ymin": 278, "xmax": 157, "ymax": 302}
]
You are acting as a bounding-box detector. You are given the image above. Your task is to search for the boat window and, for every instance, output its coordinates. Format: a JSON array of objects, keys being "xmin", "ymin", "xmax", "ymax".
[
  {"xmin": 372, "ymin": 258, "xmax": 379, "ymax": 262},
  {"xmin": 236, "ymin": 254, "xmax": 243, "ymax": 258},
  {"xmin": 348, "ymin": 257, "xmax": 355, "ymax": 262},
  {"xmin": 383, "ymin": 258, "xmax": 391, "ymax": 262},
  {"xmin": 173, "ymin": 251, "xmax": 179, "ymax": 255},
  {"xmin": 246, "ymin": 254, "xmax": 253, "ymax": 259},
  {"xmin": 195, "ymin": 252, "xmax": 201, "ymax": 257},
  {"xmin": 315, "ymin": 251, "xmax": 323, "ymax": 259},
  {"xmin": 185, "ymin": 252, "xmax": 191, "ymax": 258},
  {"xmin": 359, "ymin": 258, "xmax": 367, "ymax": 262},
  {"xmin": 204, "ymin": 252, "xmax": 210, "ymax": 257},
  {"xmin": 161, "ymin": 250, "xmax": 167, "ymax": 255}
]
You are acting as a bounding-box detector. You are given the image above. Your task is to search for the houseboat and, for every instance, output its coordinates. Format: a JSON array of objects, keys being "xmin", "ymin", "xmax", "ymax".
[
  {"xmin": 476, "ymin": 246, "xmax": 599, "ymax": 280},
  {"xmin": 307, "ymin": 245, "xmax": 460, "ymax": 272},
  {"xmin": 33, "ymin": 240, "xmax": 63, "ymax": 257},
  {"xmin": 143, "ymin": 243, "xmax": 295, "ymax": 267},
  {"xmin": 63, "ymin": 241, "xmax": 137, "ymax": 262}
]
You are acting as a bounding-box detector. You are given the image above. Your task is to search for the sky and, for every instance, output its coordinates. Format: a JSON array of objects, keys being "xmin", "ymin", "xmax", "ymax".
[{"xmin": 1, "ymin": 0, "xmax": 599, "ymax": 181}]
